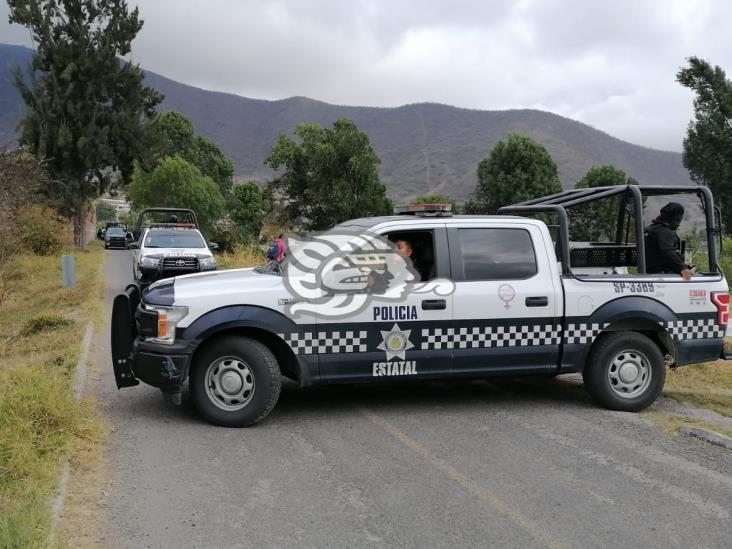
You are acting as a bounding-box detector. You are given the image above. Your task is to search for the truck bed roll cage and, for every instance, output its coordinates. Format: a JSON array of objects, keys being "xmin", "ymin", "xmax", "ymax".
[
  {"xmin": 498, "ymin": 185, "xmax": 720, "ymax": 276},
  {"xmin": 133, "ymin": 208, "xmax": 199, "ymax": 240}
]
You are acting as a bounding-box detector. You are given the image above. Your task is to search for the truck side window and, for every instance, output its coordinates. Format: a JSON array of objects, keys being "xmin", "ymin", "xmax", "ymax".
[{"xmin": 458, "ymin": 228, "xmax": 537, "ymax": 280}]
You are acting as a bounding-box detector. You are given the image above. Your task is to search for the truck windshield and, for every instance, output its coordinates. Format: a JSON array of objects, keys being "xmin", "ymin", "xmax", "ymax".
[
  {"xmin": 106, "ymin": 228, "xmax": 126, "ymax": 237},
  {"xmin": 145, "ymin": 232, "xmax": 206, "ymax": 249}
]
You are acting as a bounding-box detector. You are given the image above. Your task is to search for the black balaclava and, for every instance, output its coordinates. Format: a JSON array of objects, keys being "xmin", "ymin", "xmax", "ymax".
[{"xmin": 656, "ymin": 202, "xmax": 684, "ymax": 230}]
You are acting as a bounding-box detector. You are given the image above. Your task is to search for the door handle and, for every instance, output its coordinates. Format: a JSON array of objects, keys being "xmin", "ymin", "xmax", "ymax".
[
  {"xmin": 525, "ymin": 296, "xmax": 548, "ymax": 307},
  {"xmin": 422, "ymin": 299, "xmax": 446, "ymax": 310}
]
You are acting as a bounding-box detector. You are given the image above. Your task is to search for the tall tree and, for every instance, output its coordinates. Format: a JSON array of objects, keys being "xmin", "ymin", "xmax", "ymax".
[
  {"xmin": 677, "ymin": 57, "xmax": 732, "ymax": 230},
  {"xmin": 95, "ymin": 200, "xmax": 118, "ymax": 222},
  {"xmin": 571, "ymin": 165, "xmax": 638, "ymax": 242},
  {"xmin": 127, "ymin": 157, "xmax": 225, "ymax": 234},
  {"xmin": 576, "ymin": 165, "xmax": 637, "ymax": 189},
  {"xmin": 265, "ymin": 119, "xmax": 392, "ymax": 230},
  {"xmin": 153, "ymin": 111, "xmax": 234, "ymax": 195},
  {"xmin": 8, "ymin": 0, "xmax": 163, "ymax": 248},
  {"xmin": 464, "ymin": 133, "xmax": 562, "ymax": 214},
  {"xmin": 230, "ymin": 181, "xmax": 264, "ymax": 242}
]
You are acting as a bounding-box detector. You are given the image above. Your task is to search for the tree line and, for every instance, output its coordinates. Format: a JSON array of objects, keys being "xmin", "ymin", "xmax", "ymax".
[{"xmin": 6, "ymin": 0, "xmax": 732, "ymax": 251}]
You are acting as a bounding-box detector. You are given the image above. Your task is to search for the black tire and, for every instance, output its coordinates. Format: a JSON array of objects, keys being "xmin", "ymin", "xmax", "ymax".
[
  {"xmin": 190, "ymin": 335, "xmax": 281, "ymax": 427},
  {"xmin": 583, "ymin": 331, "xmax": 665, "ymax": 412}
]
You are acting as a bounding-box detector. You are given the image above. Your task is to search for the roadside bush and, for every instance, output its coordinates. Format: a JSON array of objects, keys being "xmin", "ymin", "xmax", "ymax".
[
  {"xmin": 209, "ymin": 217, "xmax": 240, "ymax": 252},
  {"xmin": 20, "ymin": 314, "xmax": 73, "ymax": 337},
  {"xmin": 0, "ymin": 149, "xmax": 46, "ymax": 303},
  {"xmin": 216, "ymin": 242, "xmax": 267, "ymax": 269},
  {"xmin": 15, "ymin": 205, "xmax": 68, "ymax": 255}
]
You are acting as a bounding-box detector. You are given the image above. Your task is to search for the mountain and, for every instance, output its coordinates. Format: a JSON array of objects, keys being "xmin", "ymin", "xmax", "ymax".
[{"xmin": 0, "ymin": 43, "xmax": 692, "ymax": 201}]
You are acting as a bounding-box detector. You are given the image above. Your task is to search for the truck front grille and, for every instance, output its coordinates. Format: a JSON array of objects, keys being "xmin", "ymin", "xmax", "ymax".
[{"xmin": 162, "ymin": 257, "xmax": 199, "ymax": 270}]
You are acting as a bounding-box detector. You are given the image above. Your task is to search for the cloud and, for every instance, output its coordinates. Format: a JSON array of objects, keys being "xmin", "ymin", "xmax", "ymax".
[{"xmin": 1, "ymin": 0, "xmax": 730, "ymax": 151}]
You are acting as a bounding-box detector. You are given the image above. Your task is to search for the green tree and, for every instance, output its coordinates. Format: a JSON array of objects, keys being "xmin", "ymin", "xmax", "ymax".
[
  {"xmin": 230, "ymin": 181, "xmax": 265, "ymax": 242},
  {"xmin": 153, "ymin": 111, "xmax": 234, "ymax": 194},
  {"xmin": 127, "ymin": 157, "xmax": 225, "ymax": 233},
  {"xmin": 410, "ymin": 193, "xmax": 460, "ymax": 213},
  {"xmin": 464, "ymin": 133, "xmax": 562, "ymax": 214},
  {"xmin": 677, "ymin": 57, "xmax": 732, "ymax": 230},
  {"xmin": 95, "ymin": 201, "xmax": 118, "ymax": 223},
  {"xmin": 265, "ymin": 119, "xmax": 392, "ymax": 230},
  {"xmin": 8, "ymin": 0, "xmax": 163, "ymax": 248},
  {"xmin": 577, "ymin": 165, "xmax": 636, "ymax": 189},
  {"xmin": 571, "ymin": 165, "xmax": 638, "ymax": 242}
]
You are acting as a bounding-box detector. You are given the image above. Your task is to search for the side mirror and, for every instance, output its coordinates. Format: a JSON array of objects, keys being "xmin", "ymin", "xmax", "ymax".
[
  {"xmin": 208, "ymin": 242, "xmax": 219, "ymax": 251},
  {"xmin": 126, "ymin": 232, "xmax": 133, "ymax": 240},
  {"xmin": 127, "ymin": 242, "xmax": 139, "ymax": 250}
]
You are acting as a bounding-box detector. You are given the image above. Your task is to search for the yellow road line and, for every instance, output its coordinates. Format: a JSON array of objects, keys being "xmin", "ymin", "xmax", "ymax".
[{"xmin": 358, "ymin": 406, "xmax": 566, "ymax": 549}]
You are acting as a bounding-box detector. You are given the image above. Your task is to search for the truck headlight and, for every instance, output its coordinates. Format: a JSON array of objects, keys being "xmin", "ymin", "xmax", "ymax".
[
  {"xmin": 199, "ymin": 256, "xmax": 215, "ymax": 268},
  {"xmin": 140, "ymin": 256, "xmax": 160, "ymax": 268},
  {"xmin": 146, "ymin": 305, "xmax": 189, "ymax": 344}
]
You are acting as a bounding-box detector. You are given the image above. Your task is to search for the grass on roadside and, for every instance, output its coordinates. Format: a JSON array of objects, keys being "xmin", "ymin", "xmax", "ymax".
[
  {"xmin": 645, "ymin": 410, "xmax": 732, "ymax": 439},
  {"xmin": 663, "ymin": 357, "xmax": 732, "ymax": 418},
  {"xmin": 0, "ymin": 241, "xmax": 106, "ymax": 548},
  {"xmin": 215, "ymin": 242, "xmax": 267, "ymax": 270}
]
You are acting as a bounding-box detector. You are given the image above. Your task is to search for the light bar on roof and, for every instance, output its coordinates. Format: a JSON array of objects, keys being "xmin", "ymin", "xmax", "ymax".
[{"xmin": 394, "ymin": 203, "xmax": 452, "ymax": 215}]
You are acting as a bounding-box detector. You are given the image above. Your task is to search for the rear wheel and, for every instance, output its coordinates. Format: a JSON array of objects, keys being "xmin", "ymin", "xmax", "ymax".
[
  {"xmin": 583, "ymin": 331, "xmax": 665, "ymax": 412},
  {"xmin": 190, "ymin": 336, "xmax": 281, "ymax": 427}
]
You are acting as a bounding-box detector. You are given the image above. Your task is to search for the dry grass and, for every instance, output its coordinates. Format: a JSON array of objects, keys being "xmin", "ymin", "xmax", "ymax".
[
  {"xmin": 645, "ymin": 410, "xmax": 732, "ymax": 439},
  {"xmin": 0, "ymin": 241, "xmax": 106, "ymax": 548},
  {"xmin": 664, "ymin": 356, "xmax": 732, "ymax": 418},
  {"xmin": 216, "ymin": 242, "xmax": 267, "ymax": 269}
]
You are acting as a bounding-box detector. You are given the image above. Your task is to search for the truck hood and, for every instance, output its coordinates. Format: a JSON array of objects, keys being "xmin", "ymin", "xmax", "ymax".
[{"xmin": 172, "ymin": 267, "xmax": 284, "ymax": 302}]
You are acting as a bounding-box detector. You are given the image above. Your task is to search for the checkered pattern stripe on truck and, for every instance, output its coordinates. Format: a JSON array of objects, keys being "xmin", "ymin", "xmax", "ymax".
[
  {"xmin": 277, "ymin": 316, "xmax": 723, "ymax": 355},
  {"xmin": 665, "ymin": 318, "xmax": 725, "ymax": 340},
  {"xmin": 422, "ymin": 324, "xmax": 561, "ymax": 349},
  {"xmin": 564, "ymin": 318, "xmax": 724, "ymax": 344},
  {"xmin": 278, "ymin": 330, "xmax": 368, "ymax": 355}
]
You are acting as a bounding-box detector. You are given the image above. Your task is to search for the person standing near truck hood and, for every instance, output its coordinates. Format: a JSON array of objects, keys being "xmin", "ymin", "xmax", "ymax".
[{"xmin": 644, "ymin": 202, "xmax": 693, "ymax": 280}]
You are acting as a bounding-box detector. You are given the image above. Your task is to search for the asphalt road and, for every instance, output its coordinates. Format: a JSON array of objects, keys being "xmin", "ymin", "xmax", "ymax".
[{"xmin": 96, "ymin": 250, "xmax": 732, "ymax": 549}]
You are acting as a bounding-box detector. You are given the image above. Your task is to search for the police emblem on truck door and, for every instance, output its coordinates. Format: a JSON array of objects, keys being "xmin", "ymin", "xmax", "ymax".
[
  {"xmin": 377, "ymin": 323, "xmax": 415, "ymax": 360},
  {"xmin": 373, "ymin": 323, "xmax": 417, "ymax": 376}
]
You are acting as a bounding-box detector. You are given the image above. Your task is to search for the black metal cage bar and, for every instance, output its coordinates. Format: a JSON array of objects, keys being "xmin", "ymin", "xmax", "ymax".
[{"xmin": 498, "ymin": 184, "xmax": 720, "ymax": 275}]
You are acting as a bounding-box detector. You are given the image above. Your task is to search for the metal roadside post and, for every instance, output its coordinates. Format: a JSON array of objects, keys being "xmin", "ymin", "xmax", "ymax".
[{"xmin": 61, "ymin": 255, "xmax": 76, "ymax": 287}]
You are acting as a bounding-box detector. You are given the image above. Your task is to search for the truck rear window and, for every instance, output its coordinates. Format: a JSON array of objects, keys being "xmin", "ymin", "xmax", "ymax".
[{"xmin": 457, "ymin": 228, "xmax": 537, "ymax": 280}]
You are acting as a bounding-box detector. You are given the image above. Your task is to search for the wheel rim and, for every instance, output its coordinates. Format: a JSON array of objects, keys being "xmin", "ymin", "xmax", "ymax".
[
  {"xmin": 204, "ymin": 356, "xmax": 255, "ymax": 411},
  {"xmin": 607, "ymin": 349, "xmax": 652, "ymax": 399}
]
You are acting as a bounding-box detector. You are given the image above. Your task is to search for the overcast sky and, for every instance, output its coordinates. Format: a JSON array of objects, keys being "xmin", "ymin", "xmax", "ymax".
[{"xmin": 2, "ymin": 0, "xmax": 730, "ymax": 152}]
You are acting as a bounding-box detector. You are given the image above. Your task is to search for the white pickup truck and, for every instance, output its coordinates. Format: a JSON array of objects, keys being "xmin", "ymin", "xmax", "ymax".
[{"xmin": 112, "ymin": 185, "xmax": 730, "ymax": 426}]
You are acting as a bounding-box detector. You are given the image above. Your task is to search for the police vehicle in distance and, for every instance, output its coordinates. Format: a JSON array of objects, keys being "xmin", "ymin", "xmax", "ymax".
[
  {"xmin": 111, "ymin": 186, "xmax": 732, "ymax": 427},
  {"xmin": 104, "ymin": 226, "xmax": 131, "ymax": 249},
  {"xmin": 127, "ymin": 208, "xmax": 218, "ymax": 287}
]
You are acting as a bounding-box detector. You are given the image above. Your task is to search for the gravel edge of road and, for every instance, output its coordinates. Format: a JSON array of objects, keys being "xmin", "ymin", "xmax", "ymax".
[
  {"xmin": 48, "ymin": 323, "xmax": 95, "ymax": 546},
  {"xmin": 680, "ymin": 426, "xmax": 732, "ymax": 450}
]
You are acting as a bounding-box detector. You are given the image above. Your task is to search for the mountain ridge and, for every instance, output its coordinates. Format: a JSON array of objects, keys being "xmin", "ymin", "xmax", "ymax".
[{"xmin": 0, "ymin": 43, "xmax": 691, "ymax": 201}]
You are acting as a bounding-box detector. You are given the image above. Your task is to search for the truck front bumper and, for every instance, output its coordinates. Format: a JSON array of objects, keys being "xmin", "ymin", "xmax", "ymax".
[
  {"xmin": 129, "ymin": 339, "xmax": 192, "ymax": 389},
  {"xmin": 111, "ymin": 284, "xmax": 196, "ymax": 399}
]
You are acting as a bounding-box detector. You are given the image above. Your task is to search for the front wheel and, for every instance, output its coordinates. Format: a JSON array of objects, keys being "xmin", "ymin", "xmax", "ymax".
[
  {"xmin": 190, "ymin": 336, "xmax": 281, "ymax": 427},
  {"xmin": 583, "ymin": 331, "xmax": 665, "ymax": 412}
]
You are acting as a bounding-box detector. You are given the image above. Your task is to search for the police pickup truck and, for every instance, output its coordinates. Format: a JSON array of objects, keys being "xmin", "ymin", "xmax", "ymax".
[
  {"xmin": 112, "ymin": 185, "xmax": 730, "ymax": 427},
  {"xmin": 128, "ymin": 208, "xmax": 218, "ymax": 287}
]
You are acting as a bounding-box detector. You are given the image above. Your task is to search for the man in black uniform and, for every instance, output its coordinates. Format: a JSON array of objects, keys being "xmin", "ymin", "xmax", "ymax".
[{"xmin": 644, "ymin": 202, "xmax": 692, "ymax": 280}]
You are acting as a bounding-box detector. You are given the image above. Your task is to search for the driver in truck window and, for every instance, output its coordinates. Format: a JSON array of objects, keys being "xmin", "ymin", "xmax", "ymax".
[
  {"xmin": 393, "ymin": 238, "xmax": 421, "ymax": 282},
  {"xmin": 644, "ymin": 202, "xmax": 693, "ymax": 280}
]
